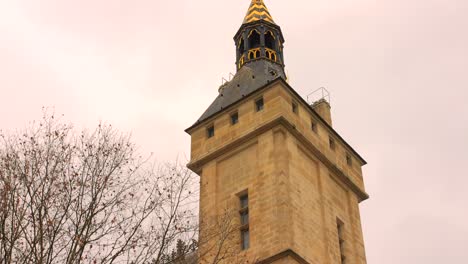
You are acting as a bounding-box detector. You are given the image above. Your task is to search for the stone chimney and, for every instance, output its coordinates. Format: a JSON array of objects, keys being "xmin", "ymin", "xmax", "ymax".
[{"xmin": 312, "ymin": 99, "xmax": 332, "ymax": 126}]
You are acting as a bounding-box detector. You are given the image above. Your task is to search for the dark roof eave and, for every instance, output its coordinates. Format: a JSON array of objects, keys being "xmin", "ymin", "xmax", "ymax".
[{"xmin": 184, "ymin": 77, "xmax": 283, "ymax": 134}]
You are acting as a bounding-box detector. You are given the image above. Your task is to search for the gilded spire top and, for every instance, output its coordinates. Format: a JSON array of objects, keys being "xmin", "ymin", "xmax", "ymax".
[{"xmin": 243, "ymin": 0, "xmax": 275, "ymax": 24}]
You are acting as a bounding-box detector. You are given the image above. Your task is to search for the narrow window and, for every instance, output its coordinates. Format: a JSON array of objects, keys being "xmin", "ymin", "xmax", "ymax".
[
  {"xmin": 248, "ymin": 29, "xmax": 261, "ymax": 49},
  {"xmin": 311, "ymin": 120, "xmax": 318, "ymax": 133},
  {"xmin": 292, "ymin": 102, "xmax": 298, "ymax": 114},
  {"xmin": 241, "ymin": 229, "xmax": 250, "ymax": 250},
  {"xmin": 239, "ymin": 194, "xmax": 249, "ymax": 250},
  {"xmin": 346, "ymin": 154, "xmax": 353, "ymax": 167},
  {"xmin": 329, "ymin": 136, "xmax": 336, "ymax": 151},
  {"xmin": 238, "ymin": 38, "xmax": 245, "ymax": 55},
  {"xmin": 231, "ymin": 112, "xmax": 239, "ymax": 125},
  {"xmin": 255, "ymin": 97, "xmax": 264, "ymax": 112},
  {"xmin": 265, "ymin": 31, "xmax": 276, "ymax": 50},
  {"xmin": 207, "ymin": 126, "xmax": 215, "ymax": 138},
  {"xmin": 337, "ymin": 220, "xmax": 346, "ymax": 264}
]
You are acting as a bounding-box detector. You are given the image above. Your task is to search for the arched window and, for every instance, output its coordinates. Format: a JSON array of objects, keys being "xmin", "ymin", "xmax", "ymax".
[
  {"xmin": 248, "ymin": 48, "xmax": 260, "ymax": 60},
  {"xmin": 265, "ymin": 49, "xmax": 277, "ymax": 62},
  {"xmin": 265, "ymin": 31, "xmax": 276, "ymax": 50},
  {"xmin": 248, "ymin": 29, "xmax": 261, "ymax": 49},
  {"xmin": 238, "ymin": 38, "xmax": 245, "ymax": 55}
]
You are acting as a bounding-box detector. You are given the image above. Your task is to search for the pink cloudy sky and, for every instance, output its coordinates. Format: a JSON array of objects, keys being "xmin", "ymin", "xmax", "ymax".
[{"xmin": 1, "ymin": 0, "xmax": 467, "ymax": 262}]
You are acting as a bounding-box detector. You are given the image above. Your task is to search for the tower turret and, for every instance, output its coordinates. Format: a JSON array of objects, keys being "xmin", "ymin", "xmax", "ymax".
[{"xmin": 234, "ymin": 0, "xmax": 286, "ymax": 77}]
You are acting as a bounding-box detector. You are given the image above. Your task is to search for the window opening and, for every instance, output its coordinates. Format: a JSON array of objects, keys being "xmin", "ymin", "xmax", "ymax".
[
  {"xmin": 292, "ymin": 102, "xmax": 298, "ymax": 114},
  {"xmin": 238, "ymin": 38, "xmax": 245, "ymax": 55},
  {"xmin": 248, "ymin": 29, "xmax": 261, "ymax": 49},
  {"xmin": 337, "ymin": 220, "xmax": 346, "ymax": 264},
  {"xmin": 329, "ymin": 137, "xmax": 336, "ymax": 151},
  {"xmin": 265, "ymin": 31, "xmax": 276, "ymax": 50},
  {"xmin": 207, "ymin": 126, "xmax": 215, "ymax": 138},
  {"xmin": 311, "ymin": 120, "xmax": 318, "ymax": 133},
  {"xmin": 231, "ymin": 112, "xmax": 239, "ymax": 125},
  {"xmin": 346, "ymin": 154, "xmax": 353, "ymax": 167},
  {"xmin": 255, "ymin": 98, "xmax": 264, "ymax": 112},
  {"xmin": 239, "ymin": 194, "xmax": 250, "ymax": 250}
]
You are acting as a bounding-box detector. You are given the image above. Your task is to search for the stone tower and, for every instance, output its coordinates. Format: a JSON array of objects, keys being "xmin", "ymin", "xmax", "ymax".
[{"xmin": 185, "ymin": 1, "xmax": 369, "ymax": 263}]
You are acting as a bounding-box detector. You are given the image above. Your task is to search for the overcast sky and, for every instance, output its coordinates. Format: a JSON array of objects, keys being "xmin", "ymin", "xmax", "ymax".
[{"xmin": 1, "ymin": 0, "xmax": 467, "ymax": 263}]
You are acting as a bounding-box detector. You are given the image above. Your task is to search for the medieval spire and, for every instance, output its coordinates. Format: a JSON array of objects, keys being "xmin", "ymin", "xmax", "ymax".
[{"xmin": 243, "ymin": 0, "xmax": 275, "ymax": 24}]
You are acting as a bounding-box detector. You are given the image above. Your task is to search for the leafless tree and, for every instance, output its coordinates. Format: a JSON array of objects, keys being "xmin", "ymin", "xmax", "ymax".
[
  {"xmin": 196, "ymin": 208, "xmax": 258, "ymax": 264},
  {"xmin": 0, "ymin": 112, "xmax": 259, "ymax": 264},
  {"xmin": 0, "ymin": 113, "xmax": 198, "ymax": 264}
]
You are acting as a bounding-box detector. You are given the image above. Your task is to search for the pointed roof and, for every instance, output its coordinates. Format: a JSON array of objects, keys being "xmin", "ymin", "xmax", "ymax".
[{"xmin": 243, "ymin": 0, "xmax": 275, "ymax": 24}]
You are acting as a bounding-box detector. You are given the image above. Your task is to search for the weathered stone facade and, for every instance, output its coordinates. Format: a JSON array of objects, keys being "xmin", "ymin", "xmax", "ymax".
[
  {"xmin": 185, "ymin": 1, "xmax": 368, "ymax": 263},
  {"xmin": 186, "ymin": 80, "xmax": 368, "ymax": 264}
]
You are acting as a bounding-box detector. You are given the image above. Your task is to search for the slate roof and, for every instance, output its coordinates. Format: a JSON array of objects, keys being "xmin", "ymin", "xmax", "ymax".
[{"xmin": 193, "ymin": 60, "xmax": 286, "ymax": 126}]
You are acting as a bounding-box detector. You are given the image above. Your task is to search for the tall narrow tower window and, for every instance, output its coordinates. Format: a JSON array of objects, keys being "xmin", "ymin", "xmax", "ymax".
[
  {"xmin": 337, "ymin": 219, "xmax": 346, "ymax": 264},
  {"xmin": 238, "ymin": 38, "xmax": 245, "ymax": 55},
  {"xmin": 239, "ymin": 194, "xmax": 250, "ymax": 250},
  {"xmin": 248, "ymin": 29, "xmax": 261, "ymax": 49},
  {"xmin": 265, "ymin": 31, "xmax": 276, "ymax": 50}
]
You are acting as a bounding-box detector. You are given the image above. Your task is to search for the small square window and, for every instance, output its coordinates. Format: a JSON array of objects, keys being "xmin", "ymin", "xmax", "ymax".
[
  {"xmin": 311, "ymin": 120, "xmax": 318, "ymax": 133},
  {"xmin": 346, "ymin": 154, "xmax": 353, "ymax": 167},
  {"xmin": 255, "ymin": 98, "xmax": 264, "ymax": 112},
  {"xmin": 207, "ymin": 126, "xmax": 215, "ymax": 138},
  {"xmin": 231, "ymin": 112, "xmax": 239, "ymax": 125},
  {"xmin": 292, "ymin": 102, "xmax": 298, "ymax": 114},
  {"xmin": 329, "ymin": 137, "xmax": 336, "ymax": 151}
]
